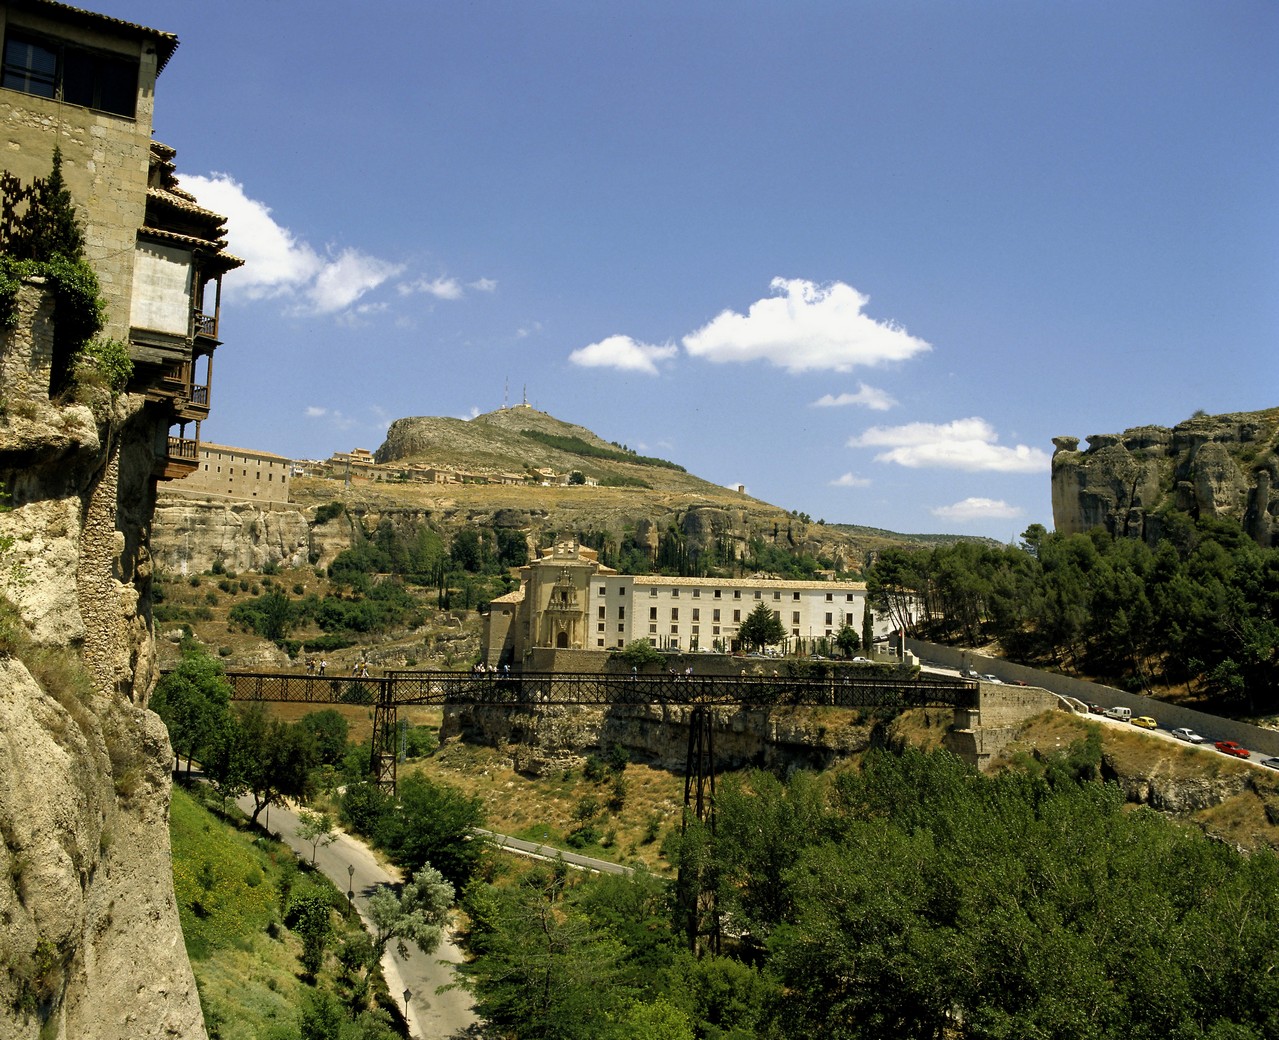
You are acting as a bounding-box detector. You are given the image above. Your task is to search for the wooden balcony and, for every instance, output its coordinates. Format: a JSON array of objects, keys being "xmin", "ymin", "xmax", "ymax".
[
  {"xmin": 155, "ymin": 436, "xmax": 200, "ymax": 480},
  {"xmin": 151, "ymin": 360, "xmax": 210, "ymax": 419},
  {"xmin": 193, "ymin": 311, "xmax": 218, "ymax": 342}
]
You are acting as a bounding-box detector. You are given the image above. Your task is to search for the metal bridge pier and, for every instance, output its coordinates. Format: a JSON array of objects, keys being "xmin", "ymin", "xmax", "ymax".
[
  {"xmin": 369, "ymin": 678, "xmax": 397, "ymax": 795},
  {"xmin": 680, "ymin": 704, "xmax": 721, "ymax": 955}
]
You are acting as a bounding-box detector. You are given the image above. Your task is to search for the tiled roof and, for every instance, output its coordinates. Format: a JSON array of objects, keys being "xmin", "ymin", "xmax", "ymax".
[
  {"xmin": 147, "ymin": 187, "xmax": 226, "ymax": 224},
  {"xmin": 628, "ymin": 575, "xmax": 867, "ymax": 591},
  {"xmin": 199, "ymin": 443, "xmax": 292, "ymax": 462}
]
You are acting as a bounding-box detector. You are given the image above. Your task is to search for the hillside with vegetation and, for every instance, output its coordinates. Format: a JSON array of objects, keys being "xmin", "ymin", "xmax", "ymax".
[
  {"xmin": 154, "ymin": 637, "xmax": 1279, "ymax": 1040},
  {"xmin": 868, "ymin": 514, "xmax": 1279, "ymax": 723}
]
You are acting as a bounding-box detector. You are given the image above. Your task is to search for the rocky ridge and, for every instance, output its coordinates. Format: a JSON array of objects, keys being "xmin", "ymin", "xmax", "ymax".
[
  {"xmin": 156, "ymin": 407, "xmax": 973, "ymax": 580},
  {"xmin": 1051, "ymin": 407, "xmax": 1279, "ymax": 546}
]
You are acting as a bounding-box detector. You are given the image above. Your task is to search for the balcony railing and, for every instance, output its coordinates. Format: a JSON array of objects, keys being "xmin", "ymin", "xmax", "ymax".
[
  {"xmin": 193, "ymin": 312, "xmax": 218, "ymax": 340},
  {"xmin": 168, "ymin": 436, "xmax": 198, "ymax": 460}
]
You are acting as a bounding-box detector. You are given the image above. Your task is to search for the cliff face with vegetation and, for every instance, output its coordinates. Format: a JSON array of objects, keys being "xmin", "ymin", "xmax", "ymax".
[
  {"xmin": 0, "ymin": 283, "xmax": 205, "ymax": 1039},
  {"xmin": 1051, "ymin": 407, "xmax": 1279, "ymax": 546},
  {"xmin": 156, "ymin": 407, "xmax": 971, "ymax": 582}
]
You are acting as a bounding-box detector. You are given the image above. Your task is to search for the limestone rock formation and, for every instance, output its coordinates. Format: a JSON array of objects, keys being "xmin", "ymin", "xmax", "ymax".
[
  {"xmin": 0, "ymin": 284, "xmax": 205, "ymax": 1038},
  {"xmin": 1051, "ymin": 408, "xmax": 1279, "ymax": 546},
  {"xmin": 442, "ymin": 700, "xmax": 876, "ymax": 776},
  {"xmin": 151, "ymin": 499, "xmax": 313, "ymax": 575}
]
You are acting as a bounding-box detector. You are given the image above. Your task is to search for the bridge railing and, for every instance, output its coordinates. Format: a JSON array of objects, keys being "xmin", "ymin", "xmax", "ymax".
[{"xmin": 224, "ymin": 669, "xmax": 975, "ymax": 710}]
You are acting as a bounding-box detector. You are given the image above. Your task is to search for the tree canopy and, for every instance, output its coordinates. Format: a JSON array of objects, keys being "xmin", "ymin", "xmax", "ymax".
[
  {"xmin": 737, "ymin": 601, "xmax": 786, "ymax": 652},
  {"xmin": 867, "ymin": 517, "xmax": 1279, "ymax": 715}
]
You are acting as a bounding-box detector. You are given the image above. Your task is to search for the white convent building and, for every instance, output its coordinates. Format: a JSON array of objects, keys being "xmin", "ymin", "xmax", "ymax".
[{"xmin": 482, "ymin": 540, "xmax": 894, "ymax": 669}]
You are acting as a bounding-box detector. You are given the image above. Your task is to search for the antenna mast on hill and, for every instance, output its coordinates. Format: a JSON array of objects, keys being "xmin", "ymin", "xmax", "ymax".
[
  {"xmin": 503, "ymin": 379, "xmax": 508, "ymax": 410},
  {"xmin": 522, "ymin": 384, "xmax": 528, "ymax": 408}
]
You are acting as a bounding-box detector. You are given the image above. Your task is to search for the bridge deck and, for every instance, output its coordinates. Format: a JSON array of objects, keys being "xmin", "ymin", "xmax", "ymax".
[{"xmin": 224, "ymin": 669, "xmax": 976, "ymax": 710}]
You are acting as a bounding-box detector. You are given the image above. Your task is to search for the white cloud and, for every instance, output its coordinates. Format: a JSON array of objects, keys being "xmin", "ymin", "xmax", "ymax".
[
  {"xmin": 398, "ymin": 275, "xmax": 497, "ymax": 300},
  {"xmin": 307, "ymin": 249, "xmax": 403, "ymax": 314},
  {"xmin": 401, "ymin": 275, "xmax": 463, "ymax": 300},
  {"xmin": 830, "ymin": 472, "xmax": 872, "ymax": 488},
  {"xmin": 848, "ymin": 417, "xmax": 1051, "ymax": 472},
  {"xmin": 303, "ymin": 405, "xmax": 357, "ymax": 431},
  {"xmin": 183, "ymin": 172, "xmax": 402, "ymax": 315},
  {"xmin": 812, "ymin": 383, "xmax": 897, "ymax": 411},
  {"xmin": 568, "ymin": 334, "xmax": 677, "ymax": 376},
  {"xmin": 932, "ymin": 497, "xmax": 1025, "ymax": 521},
  {"xmin": 682, "ymin": 277, "xmax": 931, "ymax": 373}
]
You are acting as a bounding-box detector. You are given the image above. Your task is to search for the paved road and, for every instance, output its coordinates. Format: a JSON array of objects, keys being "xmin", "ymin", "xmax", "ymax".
[
  {"xmin": 920, "ymin": 663, "xmax": 1278, "ymax": 768},
  {"xmin": 246, "ymin": 798, "xmax": 482, "ymax": 1039},
  {"xmin": 476, "ymin": 828, "xmax": 636, "ymax": 875}
]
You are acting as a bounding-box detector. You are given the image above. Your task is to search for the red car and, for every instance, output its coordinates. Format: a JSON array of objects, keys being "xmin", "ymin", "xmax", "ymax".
[{"xmin": 1214, "ymin": 740, "xmax": 1251, "ymax": 759}]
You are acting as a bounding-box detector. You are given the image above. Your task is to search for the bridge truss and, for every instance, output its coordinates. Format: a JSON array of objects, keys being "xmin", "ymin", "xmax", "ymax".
[{"xmin": 224, "ymin": 669, "xmax": 974, "ymax": 795}]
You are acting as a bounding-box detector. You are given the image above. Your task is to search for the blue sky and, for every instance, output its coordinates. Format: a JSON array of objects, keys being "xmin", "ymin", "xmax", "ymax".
[{"xmin": 97, "ymin": 1, "xmax": 1278, "ymax": 540}]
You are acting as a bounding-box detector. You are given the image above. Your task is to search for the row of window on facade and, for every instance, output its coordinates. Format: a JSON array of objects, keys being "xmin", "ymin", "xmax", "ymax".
[
  {"xmin": 201, "ymin": 464, "xmax": 285, "ymax": 482},
  {"xmin": 598, "ymin": 585, "xmax": 858, "ymax": 603},
  {"xmin": 599, "ymin": 604, "xmax": 855, "ymax": 625}
]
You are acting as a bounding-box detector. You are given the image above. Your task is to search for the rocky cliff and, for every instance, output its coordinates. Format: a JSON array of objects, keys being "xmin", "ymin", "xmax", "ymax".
[
  {"xmin": 151, "ymin": 498, "xmax": 313, "ymax": 575},
  {"xmin": 1051, "ymin": 407, "xmax": 1279, "ymax": 546},
  {"xmin": 441, "ymin": 700, "xmax": 887, "ymax": 777},
  {"xmin": 0, "ymin": 283, "xmax": 204, "ymax": 1038}
]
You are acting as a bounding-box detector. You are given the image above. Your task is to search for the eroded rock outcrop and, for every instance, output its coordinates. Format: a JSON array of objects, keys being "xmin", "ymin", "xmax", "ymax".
[
  {"xmin": 151, "ymin": 499, "xmax": 313, "ymax": 574},
  {"xmin": 1051, "ymin": 408, "xmax": 1279, "ymax": 546},
  {"xmin": 442, "ymin": 701, "xmax": 877, "ymax": 776},
  {"xmin": 0, "ymin": 283, "xmax": 204, "ymax": 1038}
]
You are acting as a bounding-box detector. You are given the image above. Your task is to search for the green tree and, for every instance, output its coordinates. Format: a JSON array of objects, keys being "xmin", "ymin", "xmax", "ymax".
[
  {"xmin": 616, "ymin": 639, "xmax": 663, "ymax": 669},
  {"xmin": 286, "ymin": 890, "xmax": 333, "ymax": 978},
  {"xmin": 231, "ymin": 705, "xmax": 318, "ymax": 825},
  {"xmin": 374, "ymin": 773, "xmax": 486, "ymax": 889},
  {"xmin": 151, "ymin": 642, "xmax": 232, "ymax": 776},
  {"xmin": 366, "ymin": 864, "xmax": 454, "ymax": 961},
  {"xmin": 737, "ymin": 601, "xmax": 785, "ymax": 652},
  {"xmin": 835, "ymin": 621, "xmax": 861, "ymax": 658},
  {"xmin": 298, "ymin": 708, "xmax": 350, "ymax": 767},
  {"xmin": 297, "ymin": 809, "xmax": 337, "ymax": 865},
  {"xmin": 457, "ymin": 875, "xmax": 632, "ymax": 1040}
]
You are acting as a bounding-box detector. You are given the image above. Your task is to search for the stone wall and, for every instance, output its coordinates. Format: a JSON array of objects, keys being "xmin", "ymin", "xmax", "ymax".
[{"xmin": 0, "ymin": 5, "xmax": 159, "ymax": 342}]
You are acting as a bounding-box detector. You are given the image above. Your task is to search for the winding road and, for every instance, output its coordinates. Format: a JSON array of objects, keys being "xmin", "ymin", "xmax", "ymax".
[{"xmin": 246, "ymin": 798, "xmax": 482, "ymax": 1039}]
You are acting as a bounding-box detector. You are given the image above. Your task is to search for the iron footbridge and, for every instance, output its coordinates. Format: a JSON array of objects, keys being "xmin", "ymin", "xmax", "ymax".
[{"xmin": 225, "ymin": 669, "xmax": 976, "ymax": 793}]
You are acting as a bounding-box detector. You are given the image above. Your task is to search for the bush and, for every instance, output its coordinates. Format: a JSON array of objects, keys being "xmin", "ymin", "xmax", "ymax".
[
  {"xmin": 340, "ymin": 782, "xmax": 391, "ymax": 839},
  {"xmin": 314, "ymin": 501, "xmax": 344, "ymax": 525}
]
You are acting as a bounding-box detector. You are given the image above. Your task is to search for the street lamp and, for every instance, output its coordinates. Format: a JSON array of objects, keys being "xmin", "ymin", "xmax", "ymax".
[
  {"xmin": 403, "ymin": 988, "xmax": 412, "ymax": 1020},
  {"xmin": 347, "ymin": 863, "xmax": 354, "ymax": 905}
]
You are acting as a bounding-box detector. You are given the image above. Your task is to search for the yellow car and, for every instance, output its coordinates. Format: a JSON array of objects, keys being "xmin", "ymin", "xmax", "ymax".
[{"xmin": 1131, "ymin": 716, "xmax": 1158, "ymax": 729}]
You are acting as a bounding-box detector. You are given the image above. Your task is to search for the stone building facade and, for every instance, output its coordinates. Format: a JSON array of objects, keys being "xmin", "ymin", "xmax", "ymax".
[
  {"xmin": 483, "ymin": 540, "xmax": 891, "ymax": 668},
  {"xmin": 169, "ymin": 442, "xmax": 293, "ymax": 505},
  {"xmin": 2, "ymin": 0, "xmax": 240, "ymax": 476}
]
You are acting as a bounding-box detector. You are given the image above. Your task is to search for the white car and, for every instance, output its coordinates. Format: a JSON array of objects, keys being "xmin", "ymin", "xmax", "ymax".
[
  {"xmin": 1170, "ymin": 728, "xmax": 1204, "ymax": 744},
  {"xmin": 979, "ymin": 674, "xmax": 1003, "ymax": 684}
]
